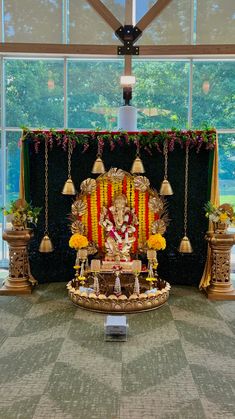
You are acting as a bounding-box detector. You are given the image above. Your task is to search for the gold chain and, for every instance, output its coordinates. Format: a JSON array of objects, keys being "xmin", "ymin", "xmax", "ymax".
[
  {"xmin": 163, "ymin": 140, "xmax": 168, "ymax": 180},
  {"xmin": 44, "ymin": 137, "xmax": 49, "ymax": 234},
  {"xmin": 184, "ymin": 145, "xmax": 189, "ymax": 236},
  {"xmin": 68, "ymin": 139, "xmax": 72, "ymax": 178}
]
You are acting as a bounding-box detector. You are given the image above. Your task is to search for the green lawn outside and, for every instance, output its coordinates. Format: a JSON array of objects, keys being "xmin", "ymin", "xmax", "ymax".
[{"xmin": 220, "ymin": 195, "xmax": 235, "ymax": 207}]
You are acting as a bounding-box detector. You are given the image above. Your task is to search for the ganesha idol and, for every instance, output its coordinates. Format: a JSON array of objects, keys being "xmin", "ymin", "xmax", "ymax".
[{"xmin": 99, "ymin": 194, "xmax": 138, "ymax": 270}]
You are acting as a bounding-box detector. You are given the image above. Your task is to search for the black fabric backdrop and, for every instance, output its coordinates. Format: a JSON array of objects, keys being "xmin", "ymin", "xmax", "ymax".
[{"xmin": 26, "ymin": 139, "xmax": 212, "ymax": 286}]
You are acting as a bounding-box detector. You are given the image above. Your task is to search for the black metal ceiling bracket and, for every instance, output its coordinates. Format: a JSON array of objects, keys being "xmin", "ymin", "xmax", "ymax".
[{"xmin": 115, "ymin": 25, "xmax": 142, "ymax": 55}]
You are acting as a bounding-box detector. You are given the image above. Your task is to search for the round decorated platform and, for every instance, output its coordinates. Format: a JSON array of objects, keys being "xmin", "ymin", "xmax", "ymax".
[{"xmin": 67, "ymin": 274, "xmax": 170, "ymax": 313}]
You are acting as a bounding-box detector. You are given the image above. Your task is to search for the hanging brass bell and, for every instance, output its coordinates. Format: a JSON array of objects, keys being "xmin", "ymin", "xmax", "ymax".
[
  {"xmin": 160, "ymin": 179, "xmax": 173, "ymax": 195},
  {"xmin": 39, "ymin": 235, "xmax": 54, "ymax": 253},
  {"xmin": 91, "ymin": 156, "xmax": 105, "ymax": 174},
  {"xmin": 131, "ymin": 156, "xmax": 145, "ymax": 174},
  {"xmin": 178, "ymin": 236, "xmax": 193, "ymax": 253},
  {"xmin": 62, "ymin": 178, "xmax": 76, "ymax": 195}
]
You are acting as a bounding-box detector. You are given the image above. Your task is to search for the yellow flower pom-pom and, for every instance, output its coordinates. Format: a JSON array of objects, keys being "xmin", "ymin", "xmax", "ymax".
[
  {"xmin": 69, "ymin": 234, "xmax": 88, "ymax": 250},
  {"xmin": 219, "ymin": 213, "xmax": 228, "ymax": 222},
  {"xmin": 146, "ymin": 277, "xmax": 156, "ymax": 282},
  {"xmin": 147, "ymin": 234, "xmax": 166, "ymax": 250}
]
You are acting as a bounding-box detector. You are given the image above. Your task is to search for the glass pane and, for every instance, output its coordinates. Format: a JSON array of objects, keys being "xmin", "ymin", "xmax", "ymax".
[
  {"xmin": 192, "ymin": 61, "xmax": 235, "ymax": 130},
  {"xmin": 68, "ymin": 59, "xmax": 123, "ymax": 129},
  {"xmin": 5, "ymin": 59, "xmax": 64, "ymax": 128},
  {"xmin": 102, "ymin": 0, "xmax": 125, "ymax": 22},
  {"xmin": 137, "ymin": 0, "xmax": 191, "ymax": 45},
  {"xmin": 6, "ymin": 131, "xmax": 21, "ymax": 205},
  {"xmin": 197, "ymin": 0, "xmax": 235, "ymax": 44},
  {"xmin": 69, "ymin": 0, "xmax": 119, "ymax": 44},
  {"xmin": 4, "ymin": 0, "xmax": 63, "ymax": 43},
  {"xmin": 133, "ymin": 60, "xmax": 189, "ymax": 129},
  {"xmin": 218, "ymin": 134, "xmax": 235, "ymax": 207},
  {"xmin": 136, "ymin": 0, "xmax": 154, "ymax": 22}
]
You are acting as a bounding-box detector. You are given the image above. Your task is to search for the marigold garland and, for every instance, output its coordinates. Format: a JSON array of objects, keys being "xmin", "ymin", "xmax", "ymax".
[
  {"xmin": 69, "ymin": 233, "xmax": 88, "ymax": 250},
  {"xmin": 74, "ymin": 173, "xmax": 167, "ymax": 253},
  {"xmin": 147, "ymin": 234, "xmax": 166, "ymax": 251}
]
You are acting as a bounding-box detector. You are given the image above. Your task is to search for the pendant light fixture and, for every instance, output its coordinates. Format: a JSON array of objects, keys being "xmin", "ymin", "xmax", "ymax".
[
  {"xmin": 160, "ymin": 140, "xmax": 173, "ymax": 195},
  {"xmin": 62, "ymin": 139, "xmax": 76, "ymax": 195},
  {"xmin": 39, "ymin": 137, "xmax": 54, "ymax": 253},
  {"xmin": 179, "ymin": 145, "xmax": 193, "ymax": 253}
]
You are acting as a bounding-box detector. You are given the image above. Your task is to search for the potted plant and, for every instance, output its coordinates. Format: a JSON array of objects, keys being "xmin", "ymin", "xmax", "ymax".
[
  {"xmin": 204, "ymin": 201, "xmax": 235, "ymax": 233},
  {"xmin": 2, "ymin": 199, "xmax": 41, "ymax": 231}
]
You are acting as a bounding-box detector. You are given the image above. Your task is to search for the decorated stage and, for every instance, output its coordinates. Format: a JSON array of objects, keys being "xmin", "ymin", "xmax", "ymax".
[{"xmin": 18, "ymin": 129, "xmax": 218, "ymax": 295}]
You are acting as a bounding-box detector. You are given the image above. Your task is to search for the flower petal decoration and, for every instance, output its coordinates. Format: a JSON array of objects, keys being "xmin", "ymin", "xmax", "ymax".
[
  {"xmin": 71, "ymin": 199, "xmax": 87, "ymax": 216},
  {"xmin": 134, "ymin": 176, "xmax": 150, "ymax": 192},
  {"xmin": 151, "ymin": 219, "xmax": 166, "ymax": 235},
  {"xmin": 149, "ymin": 195, "xmax": 164, "ymax": 212},
  {"xmin": 107, "ymin": 168, "xmax": 125, "ymax": 182},
  {"xmin": 71, "ymin": 220, "xmax": 85, "ymax": 235},
  {"xmin": 80, "ymin": 178, "xmax": 96, "ymax": 195}
]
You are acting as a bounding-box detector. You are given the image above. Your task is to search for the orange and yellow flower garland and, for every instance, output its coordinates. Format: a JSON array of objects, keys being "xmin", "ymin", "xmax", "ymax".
[{"xmin": 81, "ymin": 174, "xmax": 161, "ymax": 251}]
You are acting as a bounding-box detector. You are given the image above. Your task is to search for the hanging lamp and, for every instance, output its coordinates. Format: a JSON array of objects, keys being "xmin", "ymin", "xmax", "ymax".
[
  {"xmin": 131, "ymin": 139, "xmax": 145, "ymax": 174},
  {"xmin": 62, "ymin": 139, "xmax": 76, "ymax": 195},
  {"xmin": 39, "ymin": 138, "xmax": 54, "ymax": 253},
  {"xmin": 179, "ymin": 145, "xmax": 193, "ymax": 253},
  {"xmin": 160, "ymin": 140, "xmax": 173, "ymax": 195}
]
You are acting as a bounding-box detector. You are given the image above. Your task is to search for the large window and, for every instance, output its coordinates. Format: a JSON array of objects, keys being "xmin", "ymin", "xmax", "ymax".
[
  {"xmin": 0, "ymin": 57, "xmax": 234, "ymax": 264},
  {"xmin": 2, "ymin": 1, "xmax": 235, "ymax": 45}
]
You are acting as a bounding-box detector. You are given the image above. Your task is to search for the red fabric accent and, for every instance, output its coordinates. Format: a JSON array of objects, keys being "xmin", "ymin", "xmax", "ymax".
[
  {"xmin": 154, "ymin": 212, "xmax": 160, "ymax": 220},
  {"xmin": 96, "ymin": 184, "xmax": 102, "ymax": 249},
  {"xmin": 122, "ymin": 177, "xmax": 127, "ymax": 194},
  {"xmin": 108, "ymin": 181, "xmax": 112, "ymax": 207},
  {"xmin": 134, "ymin": 189, "xmax": 139, "ymax": 252},
  {"xmin": 87, "ymin": 195, "xmax": 92, "ymax": 241}
]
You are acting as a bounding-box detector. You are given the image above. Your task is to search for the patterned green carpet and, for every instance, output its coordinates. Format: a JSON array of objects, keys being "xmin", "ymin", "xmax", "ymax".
[{"xmin": 0, "ymin": 272, "xmax": 234, "ymax": 419}]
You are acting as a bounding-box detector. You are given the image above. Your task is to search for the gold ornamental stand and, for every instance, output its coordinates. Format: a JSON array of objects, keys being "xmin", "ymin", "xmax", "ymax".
[
  {"xmin": 205, "ymin": 230, "xmax": 235, "ymax": 300},
  {"xmin": 0, "ymin": 229, "xmax": 34, "ymax": 295}
]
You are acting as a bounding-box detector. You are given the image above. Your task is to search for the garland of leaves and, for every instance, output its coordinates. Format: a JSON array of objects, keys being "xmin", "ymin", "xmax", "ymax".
[{"xmin": 22, "ymin": 128, "xmax": 216, "ymax": 154}]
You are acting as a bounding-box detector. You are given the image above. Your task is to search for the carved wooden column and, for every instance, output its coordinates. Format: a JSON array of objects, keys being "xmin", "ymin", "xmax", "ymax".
[
  {"xmin": 205, "ymin": 230, "xmax": 235, "ymax": 300},
  {"xmin": 0, "ymin": 229, "xmax": 34, "ymax": 295}
]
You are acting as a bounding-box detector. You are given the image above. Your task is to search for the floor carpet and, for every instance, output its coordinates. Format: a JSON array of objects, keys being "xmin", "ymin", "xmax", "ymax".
[{"xmin": 0, "ymin": 272, "xmax": 234, "ymax": 419}]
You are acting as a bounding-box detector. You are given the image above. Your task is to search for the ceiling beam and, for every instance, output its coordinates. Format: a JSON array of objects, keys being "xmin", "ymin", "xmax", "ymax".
[
  {"xmin": 86, "ymin": 0, "xmax": 122, "ymax": 32},
  {"xmin": 0, "ymin": 43, "xmax": 234, "ymax": 56},
  {"xmin": 139, "ymin": 44, "xmax": 235, "ymax": 56},
  {"xmin": 0, "ymin": 43, "xmax": 118, "ymax": 55},
  {"xmin": 125, "ymin": 0, "xmax": 134, "ymax": 75},
  {"xmin": 136, "ymin": 0, "xmax": 173, "ymax": 32},
  {"xmin": 125, "ymin": 0, "xmax": 134, "ymax": 25}
]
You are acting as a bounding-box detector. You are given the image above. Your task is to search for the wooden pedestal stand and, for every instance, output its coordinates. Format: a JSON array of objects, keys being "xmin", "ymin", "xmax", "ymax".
[
  {"xmin": 205, "ymin": 229, "xmax": 235, "ymax": 300},
  {"xmin": 0, "ymin": 229, "xmax": 34, "ymax": 295}
]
